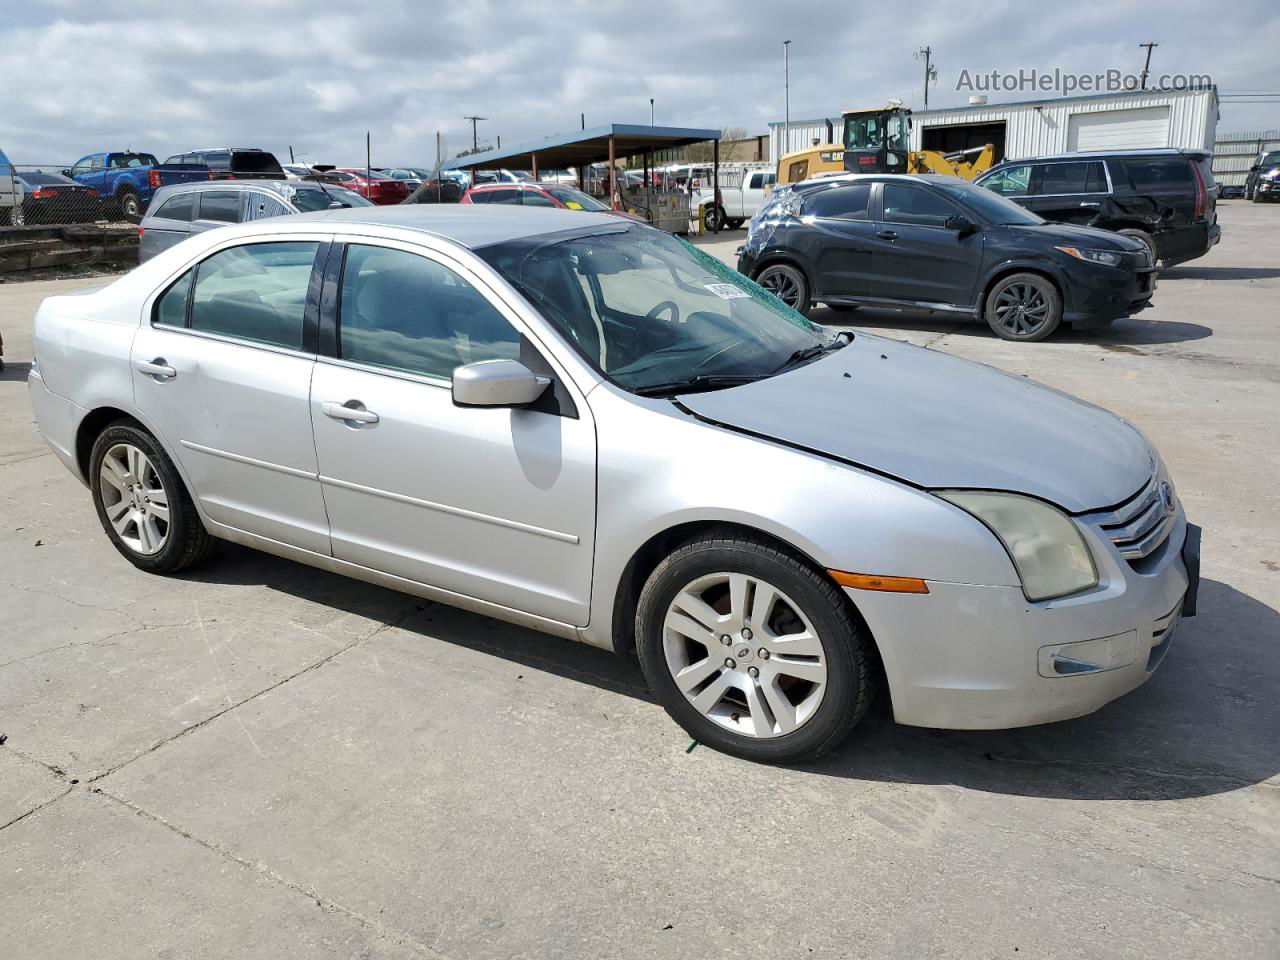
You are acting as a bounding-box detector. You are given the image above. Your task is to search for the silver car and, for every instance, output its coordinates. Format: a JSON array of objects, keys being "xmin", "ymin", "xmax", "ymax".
[
  {"xmin": 138, "ymin": 179, "xmax": 373, "ymax": 262},
  {"xmin": 28, "ymin": 206, "xmax": 1199, "ymax": 762}
]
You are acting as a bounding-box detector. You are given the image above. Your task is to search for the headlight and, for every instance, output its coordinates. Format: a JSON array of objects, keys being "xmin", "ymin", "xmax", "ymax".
[
  {"xmin": 936, "ymin": 491, "xmax": 1098, "ymax": 601},
  {"xmin": 1054, "ymin": 245, "xmax": 1122, "ymax": 266},
  {"xmin": 1263, "ymin": 169, "xmax": 1280, "ymax": 181}
]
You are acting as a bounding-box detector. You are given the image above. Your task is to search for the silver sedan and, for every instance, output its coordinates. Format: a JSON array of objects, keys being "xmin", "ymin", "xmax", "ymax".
[{"xmin": 28, "ymin": 206, "xmax": 1199, "ymax": 762}]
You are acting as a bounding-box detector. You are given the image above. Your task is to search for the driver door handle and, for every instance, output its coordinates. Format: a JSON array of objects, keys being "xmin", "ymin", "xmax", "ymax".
[
  {"xmin": 876, "ymin": 229, "xmax": 898, "ymax": 240},
  {"xmin": 1079, "ymin": 201, "xmax": 1101, "ymax": 208},
  {"xmin": 136, "ymin": 358, "xmax": 177, "ymax": 380},
  {"xmin": 322, "ymin": 401, "xmax": 380, "ymax": 424}
]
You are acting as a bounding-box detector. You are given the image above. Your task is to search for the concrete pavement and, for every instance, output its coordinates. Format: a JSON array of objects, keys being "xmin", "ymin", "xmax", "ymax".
[{"xmin": 1, "ymin": 203, "xmax": 1277, "ymax": 959}]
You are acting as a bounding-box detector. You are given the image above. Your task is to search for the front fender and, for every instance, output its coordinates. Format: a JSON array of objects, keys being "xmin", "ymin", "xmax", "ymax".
[{"xmin": 579, "ymin": 384, "xmax": 1019, "ymax": 650}]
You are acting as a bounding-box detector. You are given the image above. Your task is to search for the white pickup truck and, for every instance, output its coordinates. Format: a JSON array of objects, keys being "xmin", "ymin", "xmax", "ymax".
[{"xmin": 694, "ymin": 167, "xmax": 776, "ymax": 231}]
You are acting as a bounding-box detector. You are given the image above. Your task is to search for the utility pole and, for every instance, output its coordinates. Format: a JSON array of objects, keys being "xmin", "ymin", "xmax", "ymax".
[
  {"xmin": 915, "ymin": 46, "xmax": 937, "ymax": 109},
  {"xmin": 650, "ymin": 98, "xmax": 655, "ymax": 125},
  {"xmin": 1138, "ymin": 42, "xmax": 1158, "ymax": 89},
  {"xmin": 783, "ymin": 40, "xmax": 791, "ymax": 157},
  {"xmin": 463, "ymin": 115, "xmax": 487, "ymax": 152}
]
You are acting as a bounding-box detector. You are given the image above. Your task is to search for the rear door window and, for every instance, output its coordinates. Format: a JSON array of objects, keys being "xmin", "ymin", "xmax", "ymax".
[
  {"xmin": 521, "ymin": 189, "xmax": 557, "ymax": 207},
  {"xmin": 190, "ymin": 242, "xmax": 320, "ymax": 350},
  {"xmin": 201, "ymin": 152, "xmax": 232, "ymax": 172},
  {"xmin": 487, "ymin": 188, "xmax": 521, "ymax": 205},
  {"xmin": 244, "ymin": 193, "xmax": 291, "ymax": 220},
  {"xmin": 197, "ymin": 190, "xmax": 242, "ymax": 223},
  {"xmin": 153, "ymin": 192, "xmax": 196, "ymax": 222},
  {"xmin": 1037, "ymin": 161, "xmax": 1108, "ymax": 195},
  {"xmin": 804, "ymin": 184, "xmax": 871, "ymax": 220}
]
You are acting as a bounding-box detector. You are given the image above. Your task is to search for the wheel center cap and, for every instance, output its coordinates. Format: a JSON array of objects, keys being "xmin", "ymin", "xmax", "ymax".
[{"xmin": 735, "ymin": 644, "xmax": 753, "ymax": 663}]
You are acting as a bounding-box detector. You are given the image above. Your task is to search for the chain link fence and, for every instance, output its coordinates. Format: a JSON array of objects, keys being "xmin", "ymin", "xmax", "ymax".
[{"xmin": 0, "ymin": 161, "xmax": 140, "ymax": 277}]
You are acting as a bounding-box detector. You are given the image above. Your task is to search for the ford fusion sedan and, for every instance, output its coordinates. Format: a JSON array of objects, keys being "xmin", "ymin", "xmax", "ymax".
[
  {"xmin": 29, "ymin": 206, "xmax": 1198, "ymax": 762},
  {"xmin": 739, "ymin": 174, "xmax": 1157, "ymax": 341}
]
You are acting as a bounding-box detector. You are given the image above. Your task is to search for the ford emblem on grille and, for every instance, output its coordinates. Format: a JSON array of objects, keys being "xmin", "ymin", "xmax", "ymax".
[{"xmin": 1160, "ymin": 481, "xmax": 1175, "ymax": 514}]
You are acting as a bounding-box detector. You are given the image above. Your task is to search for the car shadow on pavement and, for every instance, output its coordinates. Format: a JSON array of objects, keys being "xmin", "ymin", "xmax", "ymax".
[
  {"xmin": 183, "ymin": 547, "xmax": 1277, "ymax": 803},
  {"xmin": 812, "ymin": 308, "xmax": 1213, "ymax": 347},
  {"xmin": 1160, "ymin": 266, "xmax": 1280, "ymax": 281}
]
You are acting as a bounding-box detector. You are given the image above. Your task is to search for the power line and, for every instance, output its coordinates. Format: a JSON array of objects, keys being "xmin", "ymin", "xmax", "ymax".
[{"xmin": 463, "ymin": 115, "xmax": 487, "ymax": 152}]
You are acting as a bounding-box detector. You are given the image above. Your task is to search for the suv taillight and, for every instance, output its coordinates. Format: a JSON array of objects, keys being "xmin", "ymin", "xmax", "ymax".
[
  {"xmin": 1191, "ymin": 161, "xmax": 1207, "ymax": 218},
  {"xmin": 148, "ymin": 170, "xmax": 161, "ymax": 189}
]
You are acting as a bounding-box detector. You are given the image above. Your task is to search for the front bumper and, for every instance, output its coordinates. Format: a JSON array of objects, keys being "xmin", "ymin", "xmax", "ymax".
[
  {"xmin": 851, "ymin": 511, "xmax": 1197, "ymax": 730},
  {"xmin": 1062, "ymin": 259, "xmax": 1156, "ymax": 326}
]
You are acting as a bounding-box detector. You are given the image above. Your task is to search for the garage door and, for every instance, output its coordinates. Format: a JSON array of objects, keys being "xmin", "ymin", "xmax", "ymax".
[{"xmin": 1067, "ymin": 107, "xmax": 1171, "ymax": 151}]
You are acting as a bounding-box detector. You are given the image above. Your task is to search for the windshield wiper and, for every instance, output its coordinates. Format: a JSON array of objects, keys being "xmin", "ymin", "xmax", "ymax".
[
  {"xmin": 632, "ymin": 374, "xmax": 767, "ymax": 398},
  {"xmin": 773, "ymin": 333, "xmax": 852, "ymax": 373}
]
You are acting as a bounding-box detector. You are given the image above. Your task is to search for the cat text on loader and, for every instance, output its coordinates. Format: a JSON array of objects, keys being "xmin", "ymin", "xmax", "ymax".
[{"xmin": 775, "ymin": 104, "xmax": 995, "ymax": 186}]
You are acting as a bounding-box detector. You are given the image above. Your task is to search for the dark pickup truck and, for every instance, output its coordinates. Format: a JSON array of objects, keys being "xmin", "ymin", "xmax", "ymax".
[{"xmin": 66, "ymin": 151, "xmax": 210, "ymax": 221}]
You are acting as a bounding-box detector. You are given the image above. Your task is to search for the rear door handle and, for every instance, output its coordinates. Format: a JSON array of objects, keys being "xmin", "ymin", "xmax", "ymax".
[
  {"xmin": 136, "ymin": 358, "xmax": 177, "ymax": 380},
  {"xmin": 322, "ymin": 401, "xmax": 380, "ymax": 424},
  {"xmin": 1079, "ymin": 201, "xmax": 1101, "ymax": 208},
  {"xmin": 876, "ymin": 230, "xmax": 898, "ymax": 240}
]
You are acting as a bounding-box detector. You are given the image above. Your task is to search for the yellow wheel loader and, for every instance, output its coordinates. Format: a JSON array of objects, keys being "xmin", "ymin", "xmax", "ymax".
[{"xmin": 775, "ymin": 104, "xmax": 995, "ymax": 187}]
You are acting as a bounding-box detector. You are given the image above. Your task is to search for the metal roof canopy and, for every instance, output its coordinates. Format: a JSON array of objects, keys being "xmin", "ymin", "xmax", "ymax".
[{"xmin": 450, "ymin": 123, "xmax": 721, "ymax": 171}]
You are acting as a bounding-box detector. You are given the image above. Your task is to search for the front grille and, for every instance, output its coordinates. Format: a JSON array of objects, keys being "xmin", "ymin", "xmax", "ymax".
[{"xmin": 1089, "ymin": 474, "xmax": 1175, "ymax": 561}]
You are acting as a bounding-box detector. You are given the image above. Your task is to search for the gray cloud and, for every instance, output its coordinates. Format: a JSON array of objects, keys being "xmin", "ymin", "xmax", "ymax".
[{"xmin": 2, "ymin": 0, "xmax": 1277, "ymax": 167}]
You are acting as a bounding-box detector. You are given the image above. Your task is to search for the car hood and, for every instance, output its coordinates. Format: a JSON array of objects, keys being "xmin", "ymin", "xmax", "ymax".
[
  {"xmin": 676, "ymin": 336, "xmax": 1152, "ymax": 513},
  {"xmin": 1008, "ymin": 221, "xmax": 1144, "ymax": 252}
]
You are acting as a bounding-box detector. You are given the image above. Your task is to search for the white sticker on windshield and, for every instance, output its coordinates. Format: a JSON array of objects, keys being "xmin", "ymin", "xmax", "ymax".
[{"xmin": 704, "ymin": 282, "xmax": 751, "ymax": 300}]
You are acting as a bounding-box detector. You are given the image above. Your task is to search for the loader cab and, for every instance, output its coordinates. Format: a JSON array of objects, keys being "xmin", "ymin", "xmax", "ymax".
[{"xmin": 842, "ymin": 107, "xmax": 910, "ymax": 175}]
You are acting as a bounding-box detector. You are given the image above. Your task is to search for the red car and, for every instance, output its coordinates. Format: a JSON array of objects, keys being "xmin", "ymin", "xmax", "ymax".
[
  {"xmin": 330, "ymin": 168, "xmax": 412, "ymax": 205},
  {"xmin": 460, "ymin": 181, "xmax": 644, "ymax": 220}
]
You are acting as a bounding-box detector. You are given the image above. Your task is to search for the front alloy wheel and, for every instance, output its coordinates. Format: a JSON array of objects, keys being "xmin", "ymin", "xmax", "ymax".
[
  {"xmin": 985, "ymin": 272, "xmax": 1062, "ymax": 342},
  {"xmin": 636, "ymin": 534, "xmax": 872, "ymax": 763},
  {"xmin": 663, "ymin": 572, "xmax": 828, "ymax": 738}
]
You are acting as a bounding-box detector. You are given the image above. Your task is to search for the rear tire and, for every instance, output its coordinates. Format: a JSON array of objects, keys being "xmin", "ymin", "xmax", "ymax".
[
  {"xmin": 703, "ymin": 204, "xmax": 727, "ymax": 232},
  {"xmin": 636, "ymin": 534, "xmax": 873, "ymax": 763},
  {"xmin": 1117, "ymin": 228, "xmax": 1158, "ymax": 263},
  {"xmin": 755, "ymin": 262, "xmax": 811, "ymax": 315},
  {"xmin": 7, "ymin": 204, "xmax": 24, "ymax": 227},
  {"xmin": 117, "ymin": 189, "xmax": 142, "ymax": 223},
  {"xmin": 89, "ymin": 421, "xmax": 214, "ymax": 574},
  {"xmin": 984, "ymin": 272, "xmax": 1062, "ymax": 342}
]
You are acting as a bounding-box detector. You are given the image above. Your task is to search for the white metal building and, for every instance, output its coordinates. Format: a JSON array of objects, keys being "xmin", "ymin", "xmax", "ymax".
[{"xmin": 769, "ymin": 87, "xmax": 1219, "ymax": 165}]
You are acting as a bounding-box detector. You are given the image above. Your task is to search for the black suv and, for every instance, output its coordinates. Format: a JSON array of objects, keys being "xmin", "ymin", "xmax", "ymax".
[
  {"xmin": 1245, "ymin": 149, "xmax": 1280, "ymax": 202},
  {"xmin": 737, "ymin": 174, "xmax": 1156, "ymax": 342},
  {"xmin": 164, "ymin": 148, "xmax": 285, "ymax": 181},
  {"xmin": 975, "ymin": 149, "xmax": 1218, "ymax": 267}
]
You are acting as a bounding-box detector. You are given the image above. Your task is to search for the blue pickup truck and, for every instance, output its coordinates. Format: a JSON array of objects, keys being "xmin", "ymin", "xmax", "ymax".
[{"xmin": 65, "ymin": 151, "xmax": 209, "ymax": 221}]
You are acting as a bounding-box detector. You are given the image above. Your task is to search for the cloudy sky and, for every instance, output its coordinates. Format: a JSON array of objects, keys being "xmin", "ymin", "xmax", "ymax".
[{"xmin": 1, "ymin": 0, "xmax": 1277, "ymax": 167}]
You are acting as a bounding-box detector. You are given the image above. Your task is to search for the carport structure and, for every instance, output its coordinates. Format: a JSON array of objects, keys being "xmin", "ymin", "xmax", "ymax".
[{"xmin": 452, "ymin": 123, "xmax": 722, "ymax": 228}]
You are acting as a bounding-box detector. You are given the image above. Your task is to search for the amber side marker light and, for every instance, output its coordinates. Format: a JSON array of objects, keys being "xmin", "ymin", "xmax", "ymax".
[{"xmin": 828, "ymin": 570, "xmax": 930, "ymax": 594}]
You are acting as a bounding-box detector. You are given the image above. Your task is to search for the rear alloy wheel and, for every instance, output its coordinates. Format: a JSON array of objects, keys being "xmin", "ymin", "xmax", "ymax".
[
  {"xmin": 7, "ymin": 204, "xmax": 24, "ymax": 227},
  {"xmin": 985, "ymin": 272, "xmax": 1062, "ymax": 342},
  {"xmin": 118, "ymin": 190, "xmax": 142, "ymax": 222},
  {"xmin": 704, "ymin": 204, "xmax": 726, "ymax": 232},
  {"xmin": 755, "ymin": 263, "xmax": 811, "ymax": 315},
  {"xmin": 90, "ymin": 422, "xmax": 213, "ymax": 573},
  {"xmin": 636, "ymin": 535, "xmax": 873, "ymax": 763}
]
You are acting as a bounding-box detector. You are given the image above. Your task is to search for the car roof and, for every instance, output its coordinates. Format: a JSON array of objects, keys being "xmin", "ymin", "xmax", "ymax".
[
  {"xmin": 153, "ymin": 179, "xmax": 306, "ymax": 195},
  {"xmin": 254, "ymin": 204, "xmax": 626, "ymax": 249},
  {"xmin": 789, "ymin": 172, "xmax": 964, "ymax": 190},
  {"xmin": 996, "ymin": 147, "xmax": 1210, "ymax": 165}
]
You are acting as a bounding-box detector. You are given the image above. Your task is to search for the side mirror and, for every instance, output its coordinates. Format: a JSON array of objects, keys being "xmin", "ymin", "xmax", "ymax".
[
  {"xmin": 452, "ymin": 359, "xmax": 550, "ymax": 408},
  {"xmin": 61, "ymin": 169, "xmax": 72, "ymax": 177},
  {"xmin": 944, "ymin": 214, "xmax": 978, "ymax": 234},
  {"xmin": 1250, "ymin": 164, "xmax": 1260, "ymax": 172}
]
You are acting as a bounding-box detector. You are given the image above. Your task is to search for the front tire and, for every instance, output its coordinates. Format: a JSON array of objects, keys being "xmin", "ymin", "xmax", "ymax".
[
  {"xmin": 7, "ymin": 204, "xmax": 24, "ymax": 227},
  {"xmin": 755, "ymin": 262, "xmax": 811, "ymax": 315},
  {"xmin": 985, "ymin": 272, "xmax": 1062, "ymax": 341},
  {"xmin": 89, "ymin": 422, "xmax": 213, "ymax": 574},
  {"xmin": 636, "ymin": 535, "xmax": 874, "ymax": 763}
]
